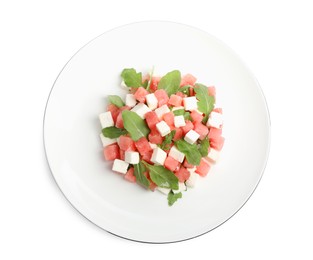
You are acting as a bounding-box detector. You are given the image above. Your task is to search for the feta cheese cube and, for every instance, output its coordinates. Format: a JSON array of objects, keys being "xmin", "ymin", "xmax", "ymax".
[
  {"xmin": 157, "ymin": 187, "xmax": 171, "ymax": 195},
  {"xmin": 156, "ymin": 121, "xmax": 171, "ymax": 137},
  {"xmin": 172, "ymin": 106, "xmax": 184, "ymax": 111},
  {"xmin": 183, "ymin": 96, "xmax": 198, "ymax": 111},
  {"xmin": 99, "ymin": 133, "xmax": 117, "ymax": 147},
  {"xmin": 174, "ymin": 115, "xmax": 186, "ymax": 127},
  {"xmin": 112, "ymin": 159, "xmax": 129, "ymax": 174},
  {"xmin": 172, "ymin": 182, "xmax": 186, "ymax": 194},
  {"xmin": 99, "ymin": 111, "xmax": 114, "ymax": 128},
  {"xmin": 155, "ymin": 104, "xmax": 170, "ymax": 119},
  {"xmin": 124, "ymin": 151, "xmax": 140, "ymax": 164},
  {"xmin": 131, "ymin": 103, "xmax": 151, "ymax": 119},
  {"xmin": 207, "ymin": 148, "xmax": 219, "ymax": 163},
  {"xmin": 145, "ymin": 93, "xmax": 158, "ymax": 110},
  {"xmin": 184, "ymin": 130, "xmax": 200, "ymax": 144},
  {"xmin": 207, "ymin": 111, "xmax": 223, "ymax": 129},
  {"xmin": 125, "ymin": 94, "xmax": 137, "ymax": 108},
  {"xmin": 149, "ymin": 142, "xmax": 158, "ymax": 149},
  {"xmin": 169, "ymin": 146, "xmax": 185, "ymax": 163},
  {"xmin": 151, "ymin": 147, "xmax": 167, "ymax": 165},
  {"xmin": 186, "ymin": 171, "xmax": 198, "ymax": 188}
]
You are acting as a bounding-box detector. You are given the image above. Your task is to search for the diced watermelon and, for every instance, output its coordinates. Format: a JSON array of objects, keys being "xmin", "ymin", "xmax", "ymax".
[
  {"xmin": 134, "ymin": 87, "xmax": 149, "ymax": 103},
  {"xmin": 145, "ymin": 111, "xmax": 159, "ymax": 131},
  {"xmin": 143, "ymin": 172, "xmax": 157, "ymax": 191},
  {"xmin": 164, "ymin": 156, "xmax": 180, "ymax": 172},
  {"xmin": 124, "ymin": 167, "xmax": 136, "ymax": 183},
  {"xmin": 168, "ymin": 94, "xmax": 182, "ymax": 107},
  {"xmin": 135, "ymin": 137, "xmax": 152, "ymax": 155},
  {"xmin": 115, "ymin": 106, "xmax": 131, "ymax": 128},
  {"xmin": 148, "ymin": 130, "xmax": 163, "ymax": 144},
  {"xmin": 119, "ymin": 149, "xmax": 125, "ymax": 160},
  {"xmin": 149, "ymin": 77, "xmax": 161, "ymax": 92},
  {"xmin": 193, "ymin": 121, "xmax": 209, "ymax": 140},
  {"xmin": 176, "ymin": 92, "xmax": 186, "ymax": 98},
  {"xmin": 208, "ymin": 127, "xmax": 222, "ymax": 140},
  {"xmin": 180, "ymin": 74, "xmax": 197, "ymax": 86},
  {"xmin": 175, "ymin": 166, "xmax": 191, "ymax": 182},
  {"xmin": 163, "ymin": 112, "xmax": 174, "ymax": 127},
  {"xmin": 195, "ymin": 158, "xmax": 211, "ymax": 177},
  {"xmin": 118, "ymin": 136, "xmax": 136, "ymax": 151},
  {"xmin": 190, "ymin": 110, "xmax": 204, "ymax": 123},
  {"xmin": 182, "ymin": 120, "xmax": 194, "ymax": 135},
  {"xmin": 210, "ymin": 136, "xmax": 225, "ymax": 151},
  {"xmin": 208, "ymin": 86, "xmax": 216, "ymax": 97},
  {"xmin": 107, "ymin": 104, "xmax": 119, "ymax": 123},
  {"xmin": 189, "ymin": 87, "xmax": 194, "ymax": 96},
  {"xmin": 103, "ymin": 144, "xmax": 120, "ymax": 161},
  {"xmin": 213, "ymin": 107, "xmax": 223, "ymax": 114},
  {"xmin": 183, "ymin": 159, "xmax": 194, "ymax": 168},
  {"xmin": 172, "ymin": 127, "xmax": 183, "ymax": 141},
  {"xmin": 141, "ymin": 150, "xmax": 153, "ymax": 163},
  {"xmin": 154, "ymin": 89, "xmax": 169, "ymax": 107}
]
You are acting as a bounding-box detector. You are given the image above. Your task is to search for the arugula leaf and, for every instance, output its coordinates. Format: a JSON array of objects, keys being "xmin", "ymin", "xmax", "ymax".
[
  {"xmin": 108, "ymin": 95, "xmax": 125, "ymax": 108},
  {"xmin": 167, "ymin": 191, "xmax": 182, "ymax": 206},
  {"xmin": 121, "ymin": 68, "xmax": 143, "ymax": 88},
  {"xmin": 175, "ymin": 140, "xmax": 201, "ymax": 165},
  {"xmin": 160, "ymin": 130, "xmax": 176, "ymax": 150},
  {"xmin": 102, "ymin": 126, "xmax": 127, "ymax": 138},
  {"xmin": 142, "ymin": 80, "xmax": 149, "ymax": 88},
  {"xmin": 199, "ymin": 136, "xmax": 210, "ymax": 157},
  {"xmin": 122, "ymin": 111, "xmax": 150, "ymax": 141},
  {"xmin": 158, "ymin": 70, "xmax": 181, "ymax": 95},
  {"xmin": 178, "ymin": 85, "xmax": 192, "ymax": 96},
  {"xmin": 184, "ymin": 112, "xmax": 191, "ymax": 121},
  {"xmin": 173, "ymin": 109, "xmax": 185, "ymax": 116},
  {"xmin": 143, "ymin": 163, "xmax": 179, "ymax": 190},
  {"xmin": 134, "ymin": 161, "xmax": 150, "ymax": 188},
  {"xmin": 194, "ymin": 83, "xmax": 215, "ymax": 123}
]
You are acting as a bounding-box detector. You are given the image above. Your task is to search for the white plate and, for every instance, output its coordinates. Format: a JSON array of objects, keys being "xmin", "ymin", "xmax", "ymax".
[{"xmin": 44, "ymin": 21, "xmax": 270, "ymax": 243}]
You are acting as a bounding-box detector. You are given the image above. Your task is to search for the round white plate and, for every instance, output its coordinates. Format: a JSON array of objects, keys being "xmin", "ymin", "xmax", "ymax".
[{"xmin": 44, "ymin": 21, "xmax": 270, "ymax": 243}]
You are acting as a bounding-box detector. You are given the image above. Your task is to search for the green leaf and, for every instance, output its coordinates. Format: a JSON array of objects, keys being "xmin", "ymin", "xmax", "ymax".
[
  {"xmin": 146, "ymin": 66, "xmax": 154, "ymax": 91},
  {"xmin": 173, "ymin": 109, "xmax": 185, "ymax": 116},
  {"xmin": 184, "ymin": 112, "xmax": 191, "ymax": 121},
  {"xmin": 199, "ymin": 136, "xmax": 210, "ymax": 157},
  {"xmin": 194, "ymin": 83, "xmax": 215, "ymax": 123},
  {"xmin": 178, "ymin": 85, "xmax": 191, "ymax": 96},
  {"xmin": 122, "ymin": 111, "xmax": 150, "ymax": 141},
  {"xmin": 160, "ymin": 130, "xmax": 176, "ymax": 150},
  {"xmin": 142, "ymin": 80, "xmax": 149, "ymax": 88},
  {"xmin": 102, "ymin": 126, "xmax": 128, "ymax": 138},
  {"xmin": 134, "ymin": 161, "xmax": 150, "ymax": 189},
  {"xmin": 175, "ymin": 140, "xmax": 202, "ymax": 165},
  {"xmin": 143, "ymin": 163, "xmax": 179, "ymax": 190},
  {"xmin": 158, "ymin": 70, "xmax": 181, "ymax": 95},
  {"xmin": 167, "ymin": 191, "xmax": 182, "ymax": 206},
  {"xmin": 108, "ymin": 95, "xmax": 125, "ymax": 108},
  {"xmin": 121, "ymin": 68, "xmax": 143, "ymax": 88}
]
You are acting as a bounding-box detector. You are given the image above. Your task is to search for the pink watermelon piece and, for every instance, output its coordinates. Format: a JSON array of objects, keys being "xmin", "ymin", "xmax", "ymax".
[
  {"xmin": 193, "ymin": 121, "xmax": 209, "ymax": 140},
  {"xmin": 135, "ymin": 137, "xmax": 152, "ymax": 155},
  {"xmin": 124, "ymin": 167, "xmax": 136, "ymax": 183},
  {"xmin": 148, "ymin": 130, "xmax": 163, "ymax": 144},
  {"xmin": 180, "ymin": 74, "xmax": 197, "ymax": 86},
  {"xmin": 190, "ymin": 110, "xmax": 204, "ymax": 123},
  {"xmin": 164, "ymin": 156, "xmax": 180, "ymax": 172},
  {"xmin": 195, "ymin": 158, "xmax": 211, "ymax": 177},
  {"xmin": 168, "ymin": 94, "xmax": 183, "ymax": 107},
  {"xmin": 182, "ymin": 120, "xmax": 194, "ymax": 135},
  {"xmin": 172, "ymin": 127, "xmax": 183, "ymax": 141},
  {"xmin": 103, "ymin": 144, "xmax": 120, "ymax": 161},
  {"xmin": 208, "ymin": 86, "xmax": 216, "ymax": 97},
  {"xmin": 183, "ymin": 159, "xmax": 194, "ymax": 168},
  {"xmin": 154, "ymin": 89, "xmax": 169, "ymax": 107},
  {"xmin": 118, "ymin": 136, "xmax": 136, "ymax": 151},
  {"xmin": 149, "ymin": 77, "xmax": 161, "ymax": 92},
  {"xmin": 175, "ymin": 166, "xmax": 191, "ymax": 182},
  {"xmin": 134, "ymin": 87, "xmax": 149, "ymax": 103},
  {"xmin": 145, "ymin": 111, "xmax": 159, "ymax": 131},
  {"xmin": 163, "ymin": 112, "xmax": 175, "ymax": 127},
  {"xmin": 213, "ymin": 107, "xmax": 223, "ymax": 114},
  {"xmin": 107, "ymin": 104, "xmax": 119, "ymax": 123}
]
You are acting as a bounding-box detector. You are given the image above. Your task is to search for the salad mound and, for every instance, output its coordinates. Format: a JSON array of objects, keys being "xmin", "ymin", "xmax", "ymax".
[{"xmin": 99, "ymin": 68, "xmax": 224, "ymax": 206}]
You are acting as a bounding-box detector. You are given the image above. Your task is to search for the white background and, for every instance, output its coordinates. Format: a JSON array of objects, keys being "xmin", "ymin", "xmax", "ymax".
[{"xmin": 1, "ymin": 0, "xmax": 312, "ymax": 259}]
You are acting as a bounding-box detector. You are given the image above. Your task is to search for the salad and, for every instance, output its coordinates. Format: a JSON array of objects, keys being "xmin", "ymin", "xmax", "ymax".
[{"xmin": 99, "ymin": 68, "xmax": 224, "ymax": 206}]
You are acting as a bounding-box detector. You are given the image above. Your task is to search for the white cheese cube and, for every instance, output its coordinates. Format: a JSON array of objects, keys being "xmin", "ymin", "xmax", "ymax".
[
  {"xmin": 174, "ymin": 115, "xmax": 186, "ymax": 127},
  {"xmin": 149, "ymin": 142, "xmax": 158, "ymax": 149},
  {"xmin": 155, "ymin": 104, "xmax": 170, "ymax": 119},
  {"xmin": 124, "ymin": 151, "xmax": 140, "ymax": 164},
  {"xmin": 99, "ymin": 133, "xmax": 117, "ymax": 147},
  {"xmin": 145, "ymin": 93, "xmax": 158, "ymax": 110},
  {"xmin": 112, "ymin": 159, "xmax": 129, "ymax": 174},
  {"xmin": 207, "ymin": 111, "xmax": 223, "ymax": 129},
  {"xmin": 121, "ymin": 80, "xmax": 128, "ymax": 89},
  {"xmin": 186, "ymin": 171, "xmax": 198, "ymax": 188},
  {"xmin": 184, "ymin": 130, "xmax": 200, "ymax": 144},
  {"xmin": 156, "ymin": 121, "xmax": 171, "ymax": 137},
  {"xmin": 207, "ymin": 148, "xmax": 219, "ymax": 163},
  {"xmin": 99, "ymin": 111, "xmax": 114, "ymax": 128},
  {"xmin": 183, "ymin": 96, "xmax": 198, "ymax": 111},
  {"xmin": 169, "ymin": 146, "xmax": 185, "ymax": 163},
  {"xmin": 131, "ymin": 103, "xmax": 151, "ymax": 119},
  {"xmin": 125, "ymin": 94, "xmax": 137, "ymax": 108},
  {"xmin": 172, "ymin": 182, "xmax": 186, "ymax": 194},
  {"xmin": 172, "ymin": 106, "xmax": 184, "ymax": 111},
  {"xmin": 151, "ymin": 147, "xmax": 167, "ymax": 165},
  {"xmin": 157, "ymin": 187, "xmax": 171, "ymax": 195}
]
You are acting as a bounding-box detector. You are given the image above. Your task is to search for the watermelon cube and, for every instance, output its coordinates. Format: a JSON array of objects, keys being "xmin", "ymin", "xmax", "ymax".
[
  {"xmin": 118, "ymin": 136, "xmax": 136, "ymax": 151},
  {"xmin": 164, "ymin": 156, "xmax": 180, "ymax": 172},
  {"xmin": 135, "ymin": 137, "xmax": 152, "ymax": 155},
  {"xmin": 176, "ymin": 92, "xmax": 186, "ymax": 98},
  {"xmin": 210, "ymin": 136, "xmax": 225, "ymax": 151},
  {"xmin": 134, "ymin": 87, "xmax": 149, "ymax": 103},
  {"xmin": 172, "ymin": 127, "xmax": 183, "ymax": 141},
  {"xmin": 148, "ymin": 130, "xmax": 163, "ymax": 144},
  {"xmin": 193, "ymin": 122, "xmax": 209, "ymax": 140},
  {"xmin": 149, "ymin": 77, "xmax": 161, "ymax": 92},
  {"xmin": 154, "ymin": 89, "xmax": 169, "ymax": 107},
  {"xmin": 190, "ymin": 110, "xmax": 204, "ymax": 123},
  {"xmin": 175, "ymin": 166, "xmax": 191, "ymax": 182},
  {"xmin": 168, "ymin": 94, "xmax": 183, "ymax": 107},
  {"xmin": 208, "ymin": 127, "xmax": 222, "ymax": 140},
  {"xmin": 182, "ymin": 120, "xmax": 194, "ymax": 135},
  {"xmin": 145, "ymin": 111, "xmax": 159, "ymax": 130},
  {"xmin": 141, "ymin": 150, "xmax": 153, "ymax": 164},
  {"xmin": 103, "ymin": 144, "xmax": 120, "ymax": 161},
  {"xmin": 195, "ymin": 158, "xmax": 211, "ymax": 177},
  {"xmin": 124, "ymin": 167, "xmax": 136, "ymax": 183},
  {"xmin": 183, "ymin": 159, "xmax": 194, "ymax": 168},
  {"xmin": 180, "ymin": 74, "xmax": 197, "ymax": 86},
  {"xmin": 107, "ymin": 104, "xmax": 119, "ymax": 123},
  {"xmin": 119, "ymin": 149, "xmax": 125, "ymax": 160},
  {"xmin": 163, "ymin": 112, "xmax": 175, "ymax": 127},
  {"xmin": 208, "ymin": 86, "xmax": 216, "ymax": 97},
  {"xmin": 213, "ymin": 107, "xmax": 223, "ymax": 114}
]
